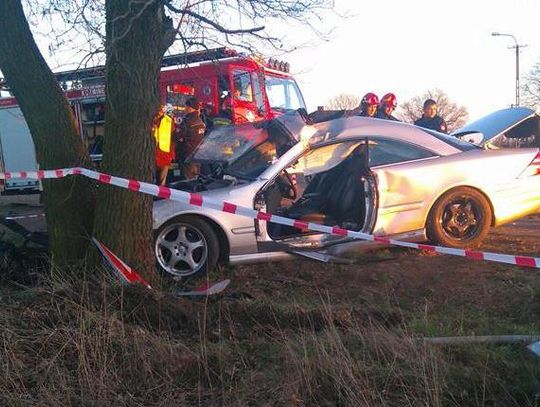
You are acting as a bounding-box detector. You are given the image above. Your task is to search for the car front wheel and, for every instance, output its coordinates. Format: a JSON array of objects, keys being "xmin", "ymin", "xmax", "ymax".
[
  {"xmin": 154, "ymin": 216, "xmax": 219, "ymax": 279},
  {"xmin": 427, "ymin": 187, "xmax": 492, "ymax": 249}
]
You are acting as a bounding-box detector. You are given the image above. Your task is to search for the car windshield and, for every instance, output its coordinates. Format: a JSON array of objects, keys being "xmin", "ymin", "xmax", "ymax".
[
  {"xmin": 422, "ymin": 128, "xmax": 479, "ymax": 151},
  {"xmin": 265, "ymin": 75, "xmax": 306, "ymax": 112},
  {"xmin": 190, "ymin": 111, "xmax": 305, "ymax": 179}
]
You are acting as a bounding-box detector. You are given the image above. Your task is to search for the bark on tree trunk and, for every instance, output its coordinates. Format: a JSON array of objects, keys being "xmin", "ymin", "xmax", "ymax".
[
  {"xmin": 0, "ymin": 0, "xmax": 94, "ymax": 266},
  {"xmin": 91, "ymin": 0, "xmax": 175, "ymax": 283}
]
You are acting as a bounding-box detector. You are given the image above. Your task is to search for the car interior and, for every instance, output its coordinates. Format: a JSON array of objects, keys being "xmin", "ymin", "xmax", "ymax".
[{"xmin": 264, "ymin": 142, "xmax": 374, "ymax": 240}]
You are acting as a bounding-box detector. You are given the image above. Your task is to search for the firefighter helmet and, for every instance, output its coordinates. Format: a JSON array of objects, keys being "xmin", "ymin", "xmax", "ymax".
[
  {"xmin": 361, "ymin": 92, "xmax": 379, "ymax": 107},
  {"xmin": 380, "ymin": 93, "xmax": 397, "ymax": 108}
]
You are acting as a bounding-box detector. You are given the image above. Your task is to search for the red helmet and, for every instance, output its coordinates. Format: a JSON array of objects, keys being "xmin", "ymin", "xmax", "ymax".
[
  {"xmin": 380, "ymin": 93, "xmax": 397, "ymax": 108},
  {"xmin": 361, "ymin": 92, "xmax": 379, "ymax": 107}
]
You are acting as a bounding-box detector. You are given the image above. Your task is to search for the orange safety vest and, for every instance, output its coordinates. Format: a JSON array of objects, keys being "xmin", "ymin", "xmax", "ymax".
[{"xmin": 153, "ymin": 114, "xmax": 173, "ymax": 153}]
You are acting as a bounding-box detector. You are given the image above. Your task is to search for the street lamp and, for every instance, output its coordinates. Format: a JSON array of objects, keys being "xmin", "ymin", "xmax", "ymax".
[{"xmin": 491, "ymin": 32, "xmax": 526, "ymax": 107}]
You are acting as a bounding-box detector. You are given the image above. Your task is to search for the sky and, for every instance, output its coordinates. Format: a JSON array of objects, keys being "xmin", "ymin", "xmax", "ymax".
[
  {"xmin": 280, "ymin": 0, "xmax": 540, "ymax": 121},
  {"xmin": 23, "ymin": 0, "xmax": 540, "ymax": 122}
]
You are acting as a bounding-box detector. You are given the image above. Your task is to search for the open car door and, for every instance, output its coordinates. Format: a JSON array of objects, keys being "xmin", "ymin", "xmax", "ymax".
[{"xmin": 254, "ymin": 138, "xmax": 379, "ymax": 261}]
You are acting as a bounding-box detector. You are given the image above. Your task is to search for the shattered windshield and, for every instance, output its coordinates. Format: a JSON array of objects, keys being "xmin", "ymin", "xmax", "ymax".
[
  {"xmin": 190, "ymin": 111, "xmax": 305, "ymax": 178},
  {"xmin": 191, "ymin": 123, "xmax": 267, "ymax": 164}
]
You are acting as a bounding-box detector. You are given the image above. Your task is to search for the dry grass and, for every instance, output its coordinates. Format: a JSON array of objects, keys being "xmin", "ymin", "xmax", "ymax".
[{"xmin": 0, "ymin": 263, "xmax": 538, "ymax": 406}]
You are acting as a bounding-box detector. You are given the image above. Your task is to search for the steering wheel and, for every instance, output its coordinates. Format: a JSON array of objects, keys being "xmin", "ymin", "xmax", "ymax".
[{"xmin": 278, "ymin": 170, "xmax": 297, "ymax": 200}]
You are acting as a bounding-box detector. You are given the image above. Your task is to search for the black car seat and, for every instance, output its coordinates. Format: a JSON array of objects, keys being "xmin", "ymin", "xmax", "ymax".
[
  {"xmin": 280, "ymin": 148, "xmax": 369, "ymax": 232},
  {"xmin": 283, "ymin": 159, "xmax": 347, "ymax": 224},
  {"xmin": 324, "ymin": 157, "xmax": 367, "ymax": 228}
]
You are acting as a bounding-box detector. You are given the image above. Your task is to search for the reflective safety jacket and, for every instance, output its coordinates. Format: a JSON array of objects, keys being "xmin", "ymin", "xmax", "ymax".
[{"xmin": 153, "ymin": 114, "xmax": 174, "ymax": 153}]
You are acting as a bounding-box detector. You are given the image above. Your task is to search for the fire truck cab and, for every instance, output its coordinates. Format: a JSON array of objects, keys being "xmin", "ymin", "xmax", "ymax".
[
  {"xmin": 159, "ymin": 48, "xmax": 306, "ymax": 124},
  {"xmin": 0, "ymin": 47, "xmax": 306, "ymax": 193}
]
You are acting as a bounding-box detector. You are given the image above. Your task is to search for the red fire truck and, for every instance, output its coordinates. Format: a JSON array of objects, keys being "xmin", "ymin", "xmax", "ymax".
[{"xmin": 0, "ymin": 47, "xmax": 306, "ymax": 192}]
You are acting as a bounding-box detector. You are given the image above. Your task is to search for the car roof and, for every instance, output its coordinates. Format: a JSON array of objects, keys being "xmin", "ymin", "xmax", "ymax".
[{"xmin": 309, "ymin": 116, "xmax": 461, "ymax": 155}]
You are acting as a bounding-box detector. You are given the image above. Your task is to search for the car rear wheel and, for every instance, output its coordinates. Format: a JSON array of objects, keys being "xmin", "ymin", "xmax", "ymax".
[
  {"xmin": 154, "ymin": 216, "xmax": 219, "ymax": 279},
  {"xmin": 427, "ymin": 187, "xmax": 492, "ymax": 249}
]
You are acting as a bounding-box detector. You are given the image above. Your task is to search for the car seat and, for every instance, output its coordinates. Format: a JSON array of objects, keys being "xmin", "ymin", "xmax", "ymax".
[{"xmin": 269, "ymin": 150, "xmax": 369, "ymax": 238}]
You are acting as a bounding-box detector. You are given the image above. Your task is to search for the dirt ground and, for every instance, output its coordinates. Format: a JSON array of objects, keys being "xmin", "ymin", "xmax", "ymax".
[{"xmin": 226, "ymin": 213, "xmax": 540, "ymax": 311}]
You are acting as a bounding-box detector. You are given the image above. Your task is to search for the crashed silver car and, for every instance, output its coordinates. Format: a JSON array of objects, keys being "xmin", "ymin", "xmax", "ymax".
[{"xmin": 153, "ymin": 109, "xmax": 540, "ymax": 278}]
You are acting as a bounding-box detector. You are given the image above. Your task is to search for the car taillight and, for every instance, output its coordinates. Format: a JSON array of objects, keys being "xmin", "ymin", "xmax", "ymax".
[{"xmin": 521, "ymin": 151, "xmax": 540, "ymax": 177}]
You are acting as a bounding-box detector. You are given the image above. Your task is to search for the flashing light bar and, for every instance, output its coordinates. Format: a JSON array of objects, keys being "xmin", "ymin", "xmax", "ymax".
[{"xmin": 266, "ymin": 58, "xmax": 290, "ymax": 73}]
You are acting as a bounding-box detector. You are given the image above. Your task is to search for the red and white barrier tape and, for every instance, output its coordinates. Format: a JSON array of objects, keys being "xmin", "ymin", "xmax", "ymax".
[
  {"xmin": 2, "ymin": 167, "xmax": 540, "ymax": 269},
  {"xmin": 92, "ymin": 237, "xmax": 152, "ymax": 289}
]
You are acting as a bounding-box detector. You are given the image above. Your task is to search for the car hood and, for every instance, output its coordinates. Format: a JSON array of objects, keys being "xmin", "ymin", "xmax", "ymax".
[{"xmin": 452, "ymin": 107, "xmax": 536, "ymax": 146}]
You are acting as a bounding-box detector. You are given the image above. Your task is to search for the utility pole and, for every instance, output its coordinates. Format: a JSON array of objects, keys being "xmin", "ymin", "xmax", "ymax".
[{"xmin": 491, "ymin": 32, "xmax": 527, "ymax": 107}]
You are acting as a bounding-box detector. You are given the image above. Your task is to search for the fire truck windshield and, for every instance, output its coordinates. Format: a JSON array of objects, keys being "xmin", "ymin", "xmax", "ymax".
[{"xmin": 265, "ymin": 75, "xmax": 306, "ymax": 113}]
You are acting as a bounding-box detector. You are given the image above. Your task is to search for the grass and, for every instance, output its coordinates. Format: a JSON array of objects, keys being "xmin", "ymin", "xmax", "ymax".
[
  {"xmin": 0, "ymin": 257, "xmax": 539, "ymax": 407},
  {"xmin": 0, "ymin": 225, "xmax": 539, "ymax": 406}
]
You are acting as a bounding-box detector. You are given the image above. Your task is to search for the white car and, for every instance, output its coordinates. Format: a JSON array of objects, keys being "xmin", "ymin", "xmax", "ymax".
[{"xmin": 153, "ymin": 109, "xmax": 540, "ymax": 278}]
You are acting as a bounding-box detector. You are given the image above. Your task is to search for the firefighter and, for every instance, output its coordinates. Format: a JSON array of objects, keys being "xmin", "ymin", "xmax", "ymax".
[
  {"xmin": 153, "ymin": 104, "xmax": 175, "ymax": 186},
  {"xmin": 212, "ymin": 90, "xmax": 233, "ymax": 127},
  {"xmin": 357, "ymin": 92, "xmax": 379, "ymax": 117},
  {"xmin": 414, "ymin": 99, "xmax": 448, "ymax": 133},
  {"xmin": 201, "ymin": 103, "xmax": 215, "ymax": 134},
  {"xmin": 376, "ymin": 93, "xmax": 400, "ymax": 121},
  {"xmin": 177, "ymin": 96, "xmax": 206, "ymax": 179}
]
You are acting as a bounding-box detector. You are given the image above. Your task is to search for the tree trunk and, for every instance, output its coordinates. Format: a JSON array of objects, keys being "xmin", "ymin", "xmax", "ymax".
[
  {"xmin": 0, "ymin": 0, "xmax": 94, "ymax": 266},
  {"xmin": 91, "ymin": 0, "xmax": 175, "ymax": 283}
]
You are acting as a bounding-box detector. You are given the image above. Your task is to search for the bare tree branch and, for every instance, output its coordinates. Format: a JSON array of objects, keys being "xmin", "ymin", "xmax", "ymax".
[
  {"xmin": 326, "ymin": 94, "xmax": 360, "ymax": 110},
  {"xmin": 21, "ymin": 0, "xmax": 335, "ymax": 70},
  {"xmin": 164, "ymin": 1, "xmax": 265, "ymax": 34},
  {"xmin": 522, "ymin": 60, "xmax": 540, "ymax": 110}
]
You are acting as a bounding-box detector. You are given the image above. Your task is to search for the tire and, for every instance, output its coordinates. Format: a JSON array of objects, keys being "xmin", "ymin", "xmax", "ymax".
[
  {"xmin": 154, "ymin": 215, "xmax": 219, "ymax": 279},
  {"xmin": 426, "ymin": 187, "xmax": 492, "ymax": 249}
]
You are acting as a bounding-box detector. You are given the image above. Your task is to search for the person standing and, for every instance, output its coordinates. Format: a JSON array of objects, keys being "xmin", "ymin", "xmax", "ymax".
[
  {"xmin": 376, "ymin": 93, "xmax": 400, "ymax": 121},
  {"xmin": 153, "ymin": 104, "xmax": 175, "ymax": 186},
  {"xmin": 356, "ymin": 92, "xmax": 379, "ymax": 117},
  {"xmin": 414, "ymin": 99, "xmax": 448, "ymax": 133},
  {"xmin": 177, "ymin": 96, "xmax": 206, "ymax": 179}
]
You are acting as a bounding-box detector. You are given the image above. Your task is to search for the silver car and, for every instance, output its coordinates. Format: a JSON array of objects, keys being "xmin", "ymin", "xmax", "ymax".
[{"xmin": 153, "ymin": 110, "xmax": 540, "ymax": 278}]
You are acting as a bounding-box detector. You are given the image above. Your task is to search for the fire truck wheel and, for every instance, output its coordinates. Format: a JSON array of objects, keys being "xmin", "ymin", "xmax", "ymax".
[{"xmin": 154, "ymin": 215, "xmax": 219, "ymax": 279}]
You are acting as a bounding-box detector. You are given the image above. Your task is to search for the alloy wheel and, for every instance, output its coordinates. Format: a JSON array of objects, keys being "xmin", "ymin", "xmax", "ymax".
[{"xmin": 155, "ymin": 222, "xmax": 208, "ymax": 278}]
